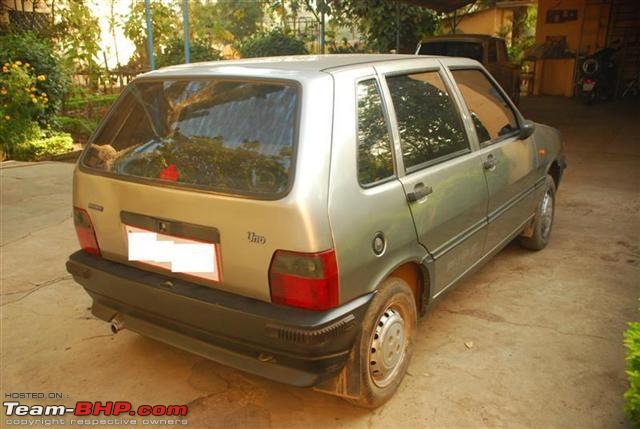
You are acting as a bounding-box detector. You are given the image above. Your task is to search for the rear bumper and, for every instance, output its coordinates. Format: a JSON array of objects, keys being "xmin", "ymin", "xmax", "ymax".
[{"xmin": 66, "ymin": 251, "xmax": 372, "ymax": 387}]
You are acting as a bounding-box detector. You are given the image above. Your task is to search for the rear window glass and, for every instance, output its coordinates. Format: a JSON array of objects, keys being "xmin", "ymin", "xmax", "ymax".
[
  {"xmin": 82, "ymin": 79, "xmax": 298, "ymax": 197},
  {"xmin": 418, "ymin": 42, "xmax": 483, "ymax": 63}
]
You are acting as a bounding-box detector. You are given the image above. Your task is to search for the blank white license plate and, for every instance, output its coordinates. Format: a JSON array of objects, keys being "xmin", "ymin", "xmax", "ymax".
[
  {"xmin": 582, "ymin": 82, "xmax": 595, "ymax": 91},
  {"xmin": 125, "ymin": 225, "xmax": 221, "ymax": 282}
]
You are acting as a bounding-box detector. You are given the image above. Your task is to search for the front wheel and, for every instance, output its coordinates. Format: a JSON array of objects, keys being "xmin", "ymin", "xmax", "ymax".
[
  {"xmin": 345, "ymin": 277, "xmax": 417, "ymax": 408},
  {"xmin": 520, "ymin": 174, "xmax": 556, "ymax": 250}
]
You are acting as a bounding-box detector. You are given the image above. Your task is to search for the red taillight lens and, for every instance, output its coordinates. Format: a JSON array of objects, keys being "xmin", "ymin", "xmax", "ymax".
[
  {"xmin": 73, "ymin": 207, "xmax": 101, "ymax": 256},
  {"xmin": 269, "ymin": 249, "xmax": 339, "ymax": 311}
]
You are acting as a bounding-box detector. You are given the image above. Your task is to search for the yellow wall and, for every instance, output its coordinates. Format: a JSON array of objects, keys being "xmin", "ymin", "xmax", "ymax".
[
  {"xmin": 444, "ymin": 8, "xmax": 514, "ymax": 41},
  {"xmin": 536, "ymin": 0, "xmax": 586, "ymax": 51},
  {"xmin": 463, "ymin": 8, "xmax": 513, "ymax": 38},
  {"xmin": 534, "ymin": 0, "xmax": 612, "ymax": 96},
  {"xmin": 536, "ymin": 0, "xmax": 610, "ymax": 54},
  {"xmin": 533, "ymin": 58, "xmax": 577, "ymax": 96}
]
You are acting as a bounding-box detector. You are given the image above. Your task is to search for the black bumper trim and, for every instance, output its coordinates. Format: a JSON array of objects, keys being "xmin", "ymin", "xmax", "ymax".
[{"xmin": 66, "ymin": 251, "xmax": 373, "ymax": 387}]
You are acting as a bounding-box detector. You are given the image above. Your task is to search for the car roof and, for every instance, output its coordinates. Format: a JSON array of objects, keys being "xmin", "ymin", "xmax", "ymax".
[{"xmin": 143, "ymin": 54, "xmax": 437, "ymax": 80}]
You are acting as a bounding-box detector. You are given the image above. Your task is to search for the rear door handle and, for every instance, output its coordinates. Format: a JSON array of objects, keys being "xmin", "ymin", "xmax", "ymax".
[{"xmin": 407, "ymin": 183, "xmax": 433, "ymax": 203}]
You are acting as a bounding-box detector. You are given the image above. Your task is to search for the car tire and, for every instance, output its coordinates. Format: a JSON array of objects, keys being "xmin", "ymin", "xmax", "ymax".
[
  {"xmin": 346, "ymin": 277, "xmax": 417, "ymax": 409},
  {"xmin": 519, "ymin": 174, "xmax": 556, "ymax": 251}
]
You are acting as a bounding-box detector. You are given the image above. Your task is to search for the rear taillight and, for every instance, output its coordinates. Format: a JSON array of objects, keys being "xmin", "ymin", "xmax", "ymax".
[
  {"xmin": 73, "ymin": 207, "xmax": 101, "ymax": 256},
  {"xmin": 269, "ymin": 249, "xmax": 339, "ymax": 311}
]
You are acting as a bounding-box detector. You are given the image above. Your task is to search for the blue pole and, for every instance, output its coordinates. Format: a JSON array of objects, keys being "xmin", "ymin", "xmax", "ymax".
[
  {"xmin": 144, "ymin": 0, "xmax": 155, "ymax": 70},
  {"xmin": 183, "ymin": 0, "xmax": 190, "ymax": 63}
]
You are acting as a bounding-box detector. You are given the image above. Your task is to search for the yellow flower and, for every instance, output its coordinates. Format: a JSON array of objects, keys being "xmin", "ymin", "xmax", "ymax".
[
  {"xmin": 30, "ymin": 86, "xmax": 36, "ymax": 92},
  {"xmin": 0, "ymin": 88, "xmax": 6, "ymax": 95},
  {"xmin": 15, "ymin": 60, "xmax": 22, "ymax": 66},
  {"xmin": 31, "ymin": 97, "xmax": 38, "ymax": 103},
  {"xmin": 12, "ymin": 64, "xmax": 18, "ymax": 69},
  {"xmin": 1, "ymin": 66, "xmax": 8, "ymax": 73},
  {"xmin": 24, "ymin": 63, "xmax": 30, "ymax": 68},
  {"xmin": 37, "ymin": 75, "xmax": 46, "ymax": 81},
  {"xmin": 4, "ymin": 115, "xmax": 10, "ymax": 121}
]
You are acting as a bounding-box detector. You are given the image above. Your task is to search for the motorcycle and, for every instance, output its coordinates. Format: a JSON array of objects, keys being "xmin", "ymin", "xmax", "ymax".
[{"xmin": 575, "ymin": 46, "xmax": 618, "ymax": 105}]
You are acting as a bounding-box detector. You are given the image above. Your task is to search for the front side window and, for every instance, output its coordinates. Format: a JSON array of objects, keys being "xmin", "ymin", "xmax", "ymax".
[
  {"xmin": 386, "ymin": 71, "xmax": 469, "ymax": 170},
  {"xmin": 451, "ymin": 69, "xmax": 519, "ymax": 144},
  {"xmin": 83, "ymin": 79, "xmax": 298, "ymax": 197},
  {"xmin": 356, "ymin": 79, "xmax": 394, "ymax": 186}
]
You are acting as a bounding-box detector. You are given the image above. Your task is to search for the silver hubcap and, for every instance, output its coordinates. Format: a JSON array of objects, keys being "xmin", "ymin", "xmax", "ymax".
[
  {"xmin": 368, "ymin": 306, "xmax": 406, "ymax": 388},
  {"xmin": 540, "ymin": 189, "xmax": 554, "ymax": 240}
]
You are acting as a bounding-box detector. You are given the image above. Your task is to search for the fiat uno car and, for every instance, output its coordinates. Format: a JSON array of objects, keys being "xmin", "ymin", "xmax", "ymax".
[{"xmin": 66, "ymin": 54, "xmax": 566, "ymax": 408}]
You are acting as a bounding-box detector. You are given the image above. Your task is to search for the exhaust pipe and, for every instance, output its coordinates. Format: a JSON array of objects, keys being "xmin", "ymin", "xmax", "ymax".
[{"xmin": 110, "ymin": 315, "xmax": 125, "ymax": 334}]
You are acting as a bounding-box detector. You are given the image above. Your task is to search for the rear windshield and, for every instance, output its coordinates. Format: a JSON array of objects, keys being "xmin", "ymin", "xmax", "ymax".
[
  {"xmin": 82, "ymin": 79, "xmax": 298, "ymax": 197},
  {"xmin": 418, "ymin": 41, "xmax": 483, "ymax": 63}
]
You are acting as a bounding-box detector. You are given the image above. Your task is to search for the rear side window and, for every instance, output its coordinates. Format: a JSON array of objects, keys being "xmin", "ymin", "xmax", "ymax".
[
  {"xmin": 418, "ymin": 42, "xmax": 483, "ymax": 63},
  {"xmin": 82, "ymin": 79, "xmax": 298, "ymax": 197},
  {"xmin": 356, "ymin": 79, "xmax": 394, "ymax": 186},
  {"xmin": 451, "ymin": 69, "xmax": 518, "ymax": 144},
  {"xmin": 386, "ymin": 71, "xmax": 469, "ymax": 170}
]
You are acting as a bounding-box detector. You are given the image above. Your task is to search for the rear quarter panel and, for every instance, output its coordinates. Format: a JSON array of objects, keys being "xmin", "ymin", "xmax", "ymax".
[{"xmin": 327, "ymin": 67, "xmax": 428, "ymax": 304}]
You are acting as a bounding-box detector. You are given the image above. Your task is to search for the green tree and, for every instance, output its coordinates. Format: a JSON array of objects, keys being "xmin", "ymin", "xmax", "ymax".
[
  {"xmin": 51, "ymin": 0, "xmax": 102, "ymax": 86},
  {"xmin": 123, "ymin": 0, "xmax": 181, "ymax": 70},
  {"xmin": 239, "ymin": 28, "xmax": 308, "ymax": 58},
  {"xmin": 108, "ymin": 0, "xmax": 122, "ymax": 68},
  {"xmin": 332, "ymin": 0, "xmax": 438, "ymax": 53},
  {"xmin": 156, "ymin": 38, "xmax": 222, "ymax": 68},
  {"xmin": 189, "ymin": 0, "xmax": 264, "ymax": 49}
]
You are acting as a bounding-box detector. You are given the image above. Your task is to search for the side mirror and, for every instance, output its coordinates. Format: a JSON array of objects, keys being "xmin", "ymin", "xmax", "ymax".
[{"xmin": 519, "ymin": 119, "xmax": 535, "ymax": 140}]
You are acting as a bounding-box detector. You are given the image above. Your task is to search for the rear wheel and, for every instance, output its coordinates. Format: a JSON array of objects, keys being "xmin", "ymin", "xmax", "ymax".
[
  {"xmin": 520, "ymin": 174, "xmax": 556, "ymax": 250},
  {"xmin": 346, "ymin": 277, "xmax": 417, "ymax": 408}
]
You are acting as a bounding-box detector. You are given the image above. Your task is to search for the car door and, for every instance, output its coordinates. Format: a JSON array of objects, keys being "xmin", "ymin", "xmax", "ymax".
[
  {"xmin": 447, "ymin": 67, "xmax": 539, "ymax": 254},
  {"xmin": 375, "ymin": 60, "xmax": 489, "ymax": 296}
]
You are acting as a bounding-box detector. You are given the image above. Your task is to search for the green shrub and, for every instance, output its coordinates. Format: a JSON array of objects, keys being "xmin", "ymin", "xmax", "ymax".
[
  {"xmin": 55, "ymin": 115, "xmax": 98, "ymax": 140},
  {"xmin": 0, "ymin": 32, "xmax": 69, "ymax": 124},
  {"xmin": 63, "ymin": 94, "xmax": 118, "ymax": 113},
  {"xmin": 13, "ymin": 131, "xmax": 74, "ymax": 161},
  {"xmin": 157, "ymin": 38, "xmax": 223, "ymax": 68},
  {"xmin": 238, "ymin": 29, "xmax": 308, "ymax": 58},
  {"xmin": 625, "ymin": 322, "xmax": 640, "ymax": 427},
  {"xmin": 0, "ymin": 61, "xmax": 48, "ymax": 159}
]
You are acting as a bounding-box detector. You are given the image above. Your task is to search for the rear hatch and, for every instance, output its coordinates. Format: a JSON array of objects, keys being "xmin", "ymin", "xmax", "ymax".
[{"xmin": 73, "ymin": 75, "xmax": 334, "ymax": 303}]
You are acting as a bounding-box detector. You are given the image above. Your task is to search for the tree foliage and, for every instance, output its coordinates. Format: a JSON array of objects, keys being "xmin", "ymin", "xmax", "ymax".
[
  {"xmin": 190, "ymin": 0, "xmax": 264, "ymax": 46},
  {"xmin": 156, "ymin": 38, "xmax": 222, "ymax": 68},
  {"xmin": 123, "ymin": 0, "xmax": 181, "ymax": 70},
  {"xmin": 332, "ymin": 0, "xmax": 438, "ymax": 54},
  {"xmin": 51, "ymin": 0, "xmax": 102, "ymax": 84},
  {"xmin": 239, "ymin": 28, "xmax": 309, "ymax": 58}
]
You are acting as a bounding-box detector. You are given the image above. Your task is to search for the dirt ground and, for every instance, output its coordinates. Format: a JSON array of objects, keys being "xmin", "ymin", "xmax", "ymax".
[{"xmin": 1, "ymin": 96, "xmax": 639, "ymax": 428}]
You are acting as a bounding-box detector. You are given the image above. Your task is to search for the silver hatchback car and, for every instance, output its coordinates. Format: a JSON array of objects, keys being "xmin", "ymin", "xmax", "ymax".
[{"xmin": 66, "ymin": 54, "xmax": 566, "ymax": 408}]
